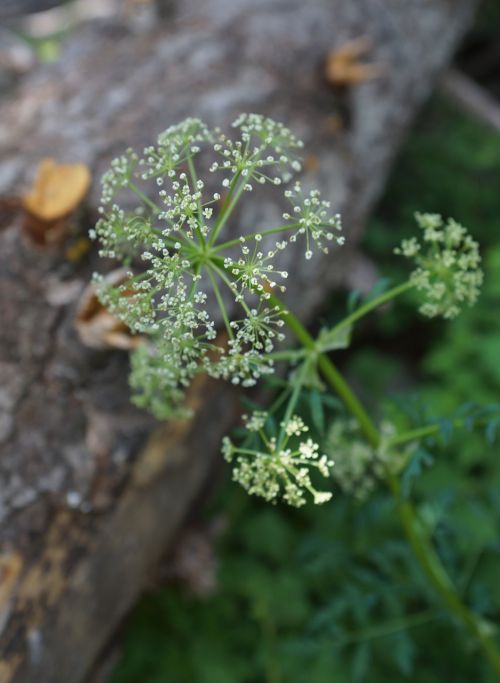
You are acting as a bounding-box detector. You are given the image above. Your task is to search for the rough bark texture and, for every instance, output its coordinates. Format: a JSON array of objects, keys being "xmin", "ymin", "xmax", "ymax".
[{"xmin": 0, "ymin": 1, "xmax": 479, "ymax": 681}]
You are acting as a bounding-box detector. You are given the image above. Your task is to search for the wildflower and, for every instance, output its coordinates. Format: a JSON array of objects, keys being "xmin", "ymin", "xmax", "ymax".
[
  {"xmin": 283, "ymin": 415, "xmax": 308, "ymax": 437},
  {"xmin": 282, "ymin": 182, "xmax": 343, "ymax": 259},
  {"xmin": 100, "ymin": 149, "xmax": 139, "ymax": 206},
  {"xmin": 396, "ymin": 213, "xmax": 483, "ymax": 319},
  {"xmin": 223, "ymin": 412, "xmax": 334, "ymax": 506},
  {"xmin": 242, "ymin": 411, "xmax": 268, "ymax": 432},
  {"xmin": 92, "ymin": 114, "xmax": 343, "ymax": 418},
  {"xmin": 224, "ymin": 243, "xmax": 288, "ymax": 301},
  {"xmin": 325, "ymin": 419, "xmax": 376, "ymax": 500},
  {"xmin": 210, "ymin": 113, "xmax": 304, "ymax": 186},
  {"xmin": 140, "ymin": 118, "xmax": 212, "ymax": 180}
]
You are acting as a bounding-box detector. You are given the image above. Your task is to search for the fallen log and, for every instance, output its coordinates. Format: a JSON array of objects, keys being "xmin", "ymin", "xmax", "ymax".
[{"xmin": 0, "ymin": 0, "xmax": 480, "ymax": 681}]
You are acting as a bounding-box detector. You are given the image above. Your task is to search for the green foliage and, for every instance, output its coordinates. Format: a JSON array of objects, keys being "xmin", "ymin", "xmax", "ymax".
[{"xmin": 110, "ymin": 482, "xmax": 499, "ymax": 683}]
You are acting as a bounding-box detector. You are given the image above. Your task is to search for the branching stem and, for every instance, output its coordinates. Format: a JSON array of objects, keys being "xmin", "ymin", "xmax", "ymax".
[
  {"xmin": 329, "ymin": 282, "xmax": 413, "ymax": 338},
  {"xmin": 213, "ymin": 223, "xmax": 301, "ymax": 253}
]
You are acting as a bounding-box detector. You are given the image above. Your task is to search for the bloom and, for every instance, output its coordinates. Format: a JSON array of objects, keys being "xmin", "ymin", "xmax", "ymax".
[
  {"xmin": 283, "ymin": 182, "xmax": 343, "ymax": 259},
  {"xmin": 223, "ymin": 412, "xmax": 334, "ymax": 507},
  {"xmin": 92, "ymin": 114, "xmax": 343, "ymax": 418},
  {"xmin": 396, "ymin": 213, "xmax": 483, "ymax": 319}
]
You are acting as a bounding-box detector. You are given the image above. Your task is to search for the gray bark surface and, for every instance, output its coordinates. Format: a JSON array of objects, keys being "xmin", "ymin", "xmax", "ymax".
[{"xmin": 0, "ymin": 1, "xmax": 479, "ymax": 681}]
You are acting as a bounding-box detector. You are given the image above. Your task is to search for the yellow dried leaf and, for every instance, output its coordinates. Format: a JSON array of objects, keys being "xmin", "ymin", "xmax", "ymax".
[
  {"xmin": 23, "ymin": 159, "xmax": 91, "ymax": 221},
  {"xmin": 325, "ymin": 37, "xmax": 383, "ymax": 87}
]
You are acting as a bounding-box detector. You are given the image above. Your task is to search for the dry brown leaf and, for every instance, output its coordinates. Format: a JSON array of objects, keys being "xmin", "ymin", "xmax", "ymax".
[
  {"xmin": 325, "ymin": 37, "xmax": 384, "ymax": 87},
  {"xmin": 23, "ymin": 159, "xmax": 91, "ymax": 222},
  {"xmin": 75, "ymin": 269, "xmax": 144, "ymax": 351},
  {"xmin": 21, "ymin": 159, "xmax": 91, "ymax": 246}
]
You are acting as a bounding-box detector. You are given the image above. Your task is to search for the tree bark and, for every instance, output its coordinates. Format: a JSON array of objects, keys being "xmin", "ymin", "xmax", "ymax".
[{"xmin": 0, "ymin": 1, "xmax": 479, "ymax": 682}]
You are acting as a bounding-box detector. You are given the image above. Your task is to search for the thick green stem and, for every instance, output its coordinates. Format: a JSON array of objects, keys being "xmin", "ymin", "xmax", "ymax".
[
  {"xmin": 266, "ymin": 293, "xmax": 381, "ymax": 448},
  {"xmin": 387, "ymin": 472, "xmax": 500, "ymax": 677}
]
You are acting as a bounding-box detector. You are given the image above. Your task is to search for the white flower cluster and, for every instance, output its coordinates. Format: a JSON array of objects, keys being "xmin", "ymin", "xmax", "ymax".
[
  {"xmin": 224, "ymin": 240, "xmax": 289, "ymax": 302},
  {"xmin": 141, "ymin": 118, "xmax": 212, "ymax": 180},
  {"xmin": 325, "ymin": 420, "xmax": 409, "ymax": 501},
  {"xmin": 99, "ymin": 148, "xmax": 139, "ymax": 206},
  {"xmin": 283, "ymin": 182, "xmax": 344, "ymax": 259},
  {"xmin": 91, "ymin": 114, "xmax": 344, "ymax": 418},
  {"xmin": 210, "ymin": 113, "xmax": 304, "ymax": 188},
  {"xmin": 222, "ymin": 412, "xmax": 334, "ymax": 507},
  {"xmin": 395, "ymin": 213, "xmax": 483, "ymax": 319}
]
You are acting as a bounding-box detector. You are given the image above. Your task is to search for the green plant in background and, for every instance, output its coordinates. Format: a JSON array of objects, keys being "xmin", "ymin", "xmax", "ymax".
[
  {"xmin": 93, "ymin": 113, "xmax": 500, "ymax": 679},
  {"xmin": 109, "ymin": 486, "xmax": 496, "ymax": 683}
]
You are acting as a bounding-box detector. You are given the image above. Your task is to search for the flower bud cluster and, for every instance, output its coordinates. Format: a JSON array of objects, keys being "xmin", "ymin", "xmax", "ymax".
[
  {"xmin": 325, "ymin": 420, "xmax": 409, "ymax": 501},
  {"xmin": 395, "ymin": 213, "xmax": 483, "ymax": 319}
]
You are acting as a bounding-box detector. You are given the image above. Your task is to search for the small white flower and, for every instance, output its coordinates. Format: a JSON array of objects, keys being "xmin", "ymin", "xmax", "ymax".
[
  {"xmin": 283, "ymin": 415, "xmax": 308, "ymax": 437},
  {"xmin": 282, "ymin": 182, "xmax": 343, "ymax": 259}
]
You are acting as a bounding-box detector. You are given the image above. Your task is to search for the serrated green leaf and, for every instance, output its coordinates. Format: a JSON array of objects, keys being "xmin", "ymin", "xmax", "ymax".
[{"xmin": 401, "ymin": 448, "xmax": 435, "ymax": 498}]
